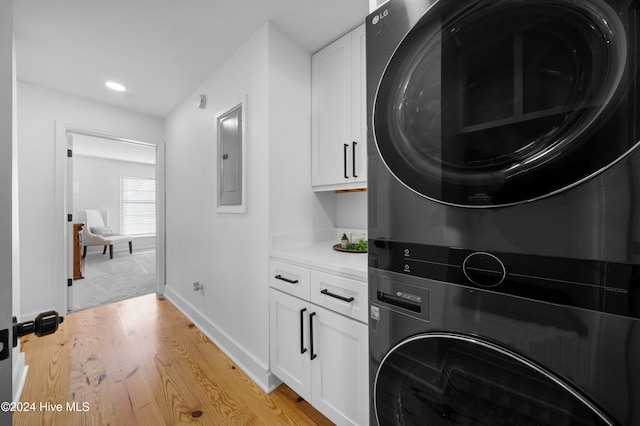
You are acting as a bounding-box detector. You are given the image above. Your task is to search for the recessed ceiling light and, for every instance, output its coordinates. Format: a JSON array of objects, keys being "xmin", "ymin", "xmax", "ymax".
[{"xmin": 105, "ymin": 81, "xmax": 126, "ymax": 92}]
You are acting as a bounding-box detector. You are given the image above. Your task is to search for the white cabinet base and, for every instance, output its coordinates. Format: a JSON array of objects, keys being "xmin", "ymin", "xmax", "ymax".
[
  {"xmin": 311, "ymin": 303, "xmax": 368, "ymax": 425},
  {"xmin": 269, "ymin": 287, "xmax": 369, "ymax": 426},
  {"xmin": 269, "ymin": 288, "xmax": 311, "ymax": 401}
]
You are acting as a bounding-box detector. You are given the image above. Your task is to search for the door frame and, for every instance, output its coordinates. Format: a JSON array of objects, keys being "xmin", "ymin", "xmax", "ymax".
[
  {"xmin": 1, "ymin": 0, "xmax": 14, "ymax": 415},
  {"xmin": 54, "ymin": 121, "xmax": 165, "ymax": 314}
]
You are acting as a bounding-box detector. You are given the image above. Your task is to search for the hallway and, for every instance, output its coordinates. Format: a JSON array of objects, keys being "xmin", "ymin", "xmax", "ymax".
[{"xmin": 14, "ymin": 294, "xmax": 332, "ymax": 425}]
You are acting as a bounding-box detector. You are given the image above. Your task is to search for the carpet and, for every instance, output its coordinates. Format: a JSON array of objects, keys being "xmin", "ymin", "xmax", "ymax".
[{"xmin": 71, "ymin": 248, "xmax": 156, "ymax": 312}]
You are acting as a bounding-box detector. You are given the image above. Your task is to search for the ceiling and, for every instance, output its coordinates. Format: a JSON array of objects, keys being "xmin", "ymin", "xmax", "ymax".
[{"xmin": 13, "ymin": 0, "xmax": 370, "ymax": 118}]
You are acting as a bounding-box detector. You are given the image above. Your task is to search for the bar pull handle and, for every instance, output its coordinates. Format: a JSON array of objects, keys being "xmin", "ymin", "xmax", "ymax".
[
  {"xmin": 274, "ymin": 274, "xmax": 298, "ymax": 284},
  {"xmin": 352, "ymin": 141, "xmax": 357, "ymax": 178},
  {"xmin": 321, "ymin": 288, "xmax": 354, "ymax": 303},
  {"xmin": 299, "ymin": 308, "xmax": 307, "ymax": 354},
  {"xmin": 343, "ymin": 144, "xmax": 349, "ymax": 179},
  {"xmin": 309, "ymin": 312, "xmax": 317, "ymax": 360},
  {"xmin": 377, "ymin": 291, "xmax": 421, "ymax": 313}
]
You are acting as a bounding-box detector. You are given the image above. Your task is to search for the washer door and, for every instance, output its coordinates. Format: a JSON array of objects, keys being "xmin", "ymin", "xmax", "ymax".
[
  {"xmin": 374, "ymin": 333, "xmax": 614, "ymax": 425},
  {"xmin": 373, "ymin": 0, "xmax": 631, "ymax": 207}
]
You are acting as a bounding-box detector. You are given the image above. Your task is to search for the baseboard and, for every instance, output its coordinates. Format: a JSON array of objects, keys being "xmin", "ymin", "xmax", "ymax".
[
  {"xmin": 12, "ymin": 349, "xmax": 28, "ymax": 402},
  {"xmin": 164, "ymin": 287, "xmax": 280, "ymax": 393}
]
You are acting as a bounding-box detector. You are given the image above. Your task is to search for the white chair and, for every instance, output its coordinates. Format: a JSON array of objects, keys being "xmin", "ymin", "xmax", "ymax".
[{"xmin": 78, "ymin": 209, "xmax": 132, "ymax": 259}]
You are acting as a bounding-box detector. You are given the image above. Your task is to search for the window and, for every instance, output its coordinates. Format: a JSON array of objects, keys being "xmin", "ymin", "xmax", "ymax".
[{"xmin": 120, "ymin": 176, "xmax": 155, "ymax": 236}]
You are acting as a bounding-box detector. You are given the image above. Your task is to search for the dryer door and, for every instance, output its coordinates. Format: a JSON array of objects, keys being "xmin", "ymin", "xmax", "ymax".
[
  {"xmin": 374, "ymin": 333, "xmax": 614, "ymax": 425},
  {"xmin": 373, "ymin": 0, "xmax": 633, "ymax": 207}
]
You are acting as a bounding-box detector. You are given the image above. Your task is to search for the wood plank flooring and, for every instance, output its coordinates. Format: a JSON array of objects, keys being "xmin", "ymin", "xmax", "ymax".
[{"xmin": 14, "ymin": 293, "xmax": 334, "ymax": 425}]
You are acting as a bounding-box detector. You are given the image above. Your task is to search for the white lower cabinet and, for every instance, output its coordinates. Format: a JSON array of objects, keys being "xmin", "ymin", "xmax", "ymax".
[
  {"xmin": 270, "ymin": 288, "xmax": 312, "ymax": 400},
  {"xmin": 309, "ymin": 300, "xmax": 369, "ymax": 425},
  {"xmin": 269, "ymin": 274, "xmax": 369, "ymax": 426}
]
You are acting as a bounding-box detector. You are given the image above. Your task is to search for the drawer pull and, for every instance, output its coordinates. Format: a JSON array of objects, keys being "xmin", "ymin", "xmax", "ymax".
[
  {"xmin": 275, "ymin": 274, "xmax": 299, "ymax": 284},
  {"xmin": 321, "ymin": 288, "xmax": 354, "ymax": 303}
]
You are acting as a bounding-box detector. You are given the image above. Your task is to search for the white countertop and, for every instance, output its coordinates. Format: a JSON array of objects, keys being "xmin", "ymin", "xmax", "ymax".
[{"xmin": 271, "ymin": 240, "xmax": 368, "ymax": 282}]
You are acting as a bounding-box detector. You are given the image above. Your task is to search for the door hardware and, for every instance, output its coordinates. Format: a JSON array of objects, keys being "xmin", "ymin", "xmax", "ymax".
[{"xmin": 12, "ymin": 310, "xmax": 64, "ymax": 348}]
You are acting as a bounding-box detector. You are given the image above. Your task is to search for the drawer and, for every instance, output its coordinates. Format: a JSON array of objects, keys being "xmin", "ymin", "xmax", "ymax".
[
  {"xmin": 269, "ymin": 260, "xmax": 311, "ymax": 300},
  {"xmin": 310, "ymin": 271, "xmax": 368, "ymax": 323}
]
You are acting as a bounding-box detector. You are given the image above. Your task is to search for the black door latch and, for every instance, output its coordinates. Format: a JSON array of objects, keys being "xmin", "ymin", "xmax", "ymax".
[{"xmin": 0, "ymin": 311, "xmax": 64, "ymax": 361}]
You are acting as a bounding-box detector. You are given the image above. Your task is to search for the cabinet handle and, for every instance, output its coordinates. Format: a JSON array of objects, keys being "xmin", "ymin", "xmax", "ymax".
[
  {"xmin": 352, "ymin": 141, "xmax": 357, "ymax": 178},
  {"xmin": 309, "ymin": 312, "xmax": 317, "ymax": 360},
  {"xmin": 321, "ymin": 288, "xmax": 354, "ymax": 303},
  {"xmin": 343, "ymin": 144, "xmax": 349, "ymax": 179},
  {"xmin": 299, "ymin": 308, "xmax": 307, "ymax": 354},
  {"xmin": 274, "ymin": 274, "xmax": 298, "ymax": 284}
]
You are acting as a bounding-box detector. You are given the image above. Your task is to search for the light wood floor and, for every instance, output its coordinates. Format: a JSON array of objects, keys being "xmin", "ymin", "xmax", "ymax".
[{"xmin": 14, "ymin": 293, "xmax": 334, "ymax": 425}]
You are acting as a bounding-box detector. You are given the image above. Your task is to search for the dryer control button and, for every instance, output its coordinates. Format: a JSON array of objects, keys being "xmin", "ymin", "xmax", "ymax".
[{"xmin": 462, "ymin": 252, "xmax": 506, "ymax": 288}]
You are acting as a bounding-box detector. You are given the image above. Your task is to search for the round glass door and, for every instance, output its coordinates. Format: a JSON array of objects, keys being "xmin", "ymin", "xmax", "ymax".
[
  {"xmin": 374, "ymin": 333, "xmax": 614, "ymax": 425},
  {"xmin": 373, "ymin": 0, "xmax": 631, "ymax": 207}
]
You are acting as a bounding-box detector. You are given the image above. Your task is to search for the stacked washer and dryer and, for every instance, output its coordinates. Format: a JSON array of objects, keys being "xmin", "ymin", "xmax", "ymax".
[{"xmin": 366, "ymin": 0, "xmax": 640, "ymax": 424}]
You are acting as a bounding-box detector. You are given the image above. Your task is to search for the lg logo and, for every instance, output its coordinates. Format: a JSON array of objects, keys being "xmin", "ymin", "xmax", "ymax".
[{"xmin": 372, "ymin": 9, "xmax": 389, "ymax": 25}]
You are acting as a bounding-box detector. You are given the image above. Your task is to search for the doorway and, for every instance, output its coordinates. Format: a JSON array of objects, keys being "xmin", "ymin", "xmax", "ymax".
[
  {"xmin": 70, "ymin": 134, "xmax": 157, "ymax": 311},
  {"xmin": 54, "ymin": 122, "xmax": 166, "ymax": 315}
]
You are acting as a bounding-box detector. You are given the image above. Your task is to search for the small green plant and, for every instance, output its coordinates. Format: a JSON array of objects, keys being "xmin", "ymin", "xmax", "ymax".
[{"xmin": 346, "ymin": 240, "xmax": 368, "ymax": 251}]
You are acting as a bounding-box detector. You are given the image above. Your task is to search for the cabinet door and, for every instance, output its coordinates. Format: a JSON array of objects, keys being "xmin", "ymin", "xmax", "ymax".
[
  {"xmin": 312, "ymin": 32, "xmax": 352, "ymax": 187},
  {"xmin": 351, "ymin": 23, "xmax": 367, "ymax": 185},
  {"xmin": 310, "ymin": 305, "xmax": 369, "ymax": 426},
  {"xmin": 269, "ymin": 289, "xmax": 311, "ymax": 401}
]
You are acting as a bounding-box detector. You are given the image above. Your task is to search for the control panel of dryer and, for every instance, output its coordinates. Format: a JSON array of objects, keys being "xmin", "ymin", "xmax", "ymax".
[{"xmin": 369, "ymin": 239, "xmax": 639, "ymax": 319}]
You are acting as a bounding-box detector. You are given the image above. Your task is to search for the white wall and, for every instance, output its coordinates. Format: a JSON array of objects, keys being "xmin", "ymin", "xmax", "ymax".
[
  {"xmin": 336, "ymin": 192, "xmax": 367, "ymax": 230},
  {"xmin": 17, "ymin": 82, "xmax": 164, "ymax": 319},
  {"xmin": 164, "ymin": 22, "xmax": 271, "ymax": 389},
  {"xmin": 267, "ymin": 24, "xmax": 336, "ymax": 236},
  {"xmin": 164, "ymin": 22, "xmax": 333, "ymax": 391},
  {"xmin": 269, "ymin": 19, "xmax": 367, "ymax": 234},
  {"xmin": 73, "ymin": 155, "xmax": 156, "ymax": 253}
]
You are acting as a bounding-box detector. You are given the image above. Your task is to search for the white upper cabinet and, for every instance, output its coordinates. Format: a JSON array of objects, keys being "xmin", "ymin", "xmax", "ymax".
[{"xmin": 312, "ymin": 24, "xmax": 367, "ymax": 191}]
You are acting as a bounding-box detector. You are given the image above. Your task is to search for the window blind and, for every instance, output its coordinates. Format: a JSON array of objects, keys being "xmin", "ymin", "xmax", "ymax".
[{"xmin": 120, "ymin": 176, "xmax": 156, "ymax": 236}]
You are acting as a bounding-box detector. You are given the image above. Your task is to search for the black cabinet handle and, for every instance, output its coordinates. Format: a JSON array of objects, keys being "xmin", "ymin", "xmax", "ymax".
[
  {"xmin": 299, "ymin": 308, "xmax": 307, "ymax": 354},
  {"xmin": 352, "ymin": 141, "xmax": 357, "ymax": 178},
  {"xmin": 309, "ymin": 312, "xmax": 317, "ymax": 360},
  {"xmin": 274, "ymin": 274, "xmax": 298, "ymax": 284},
  {"xmin": 343, "ymin": 144, "xmax": 349, "ymax": 179},
  {"xmin": 321, "ymin": 288, "xmax": 354, "ymax": 303}
]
